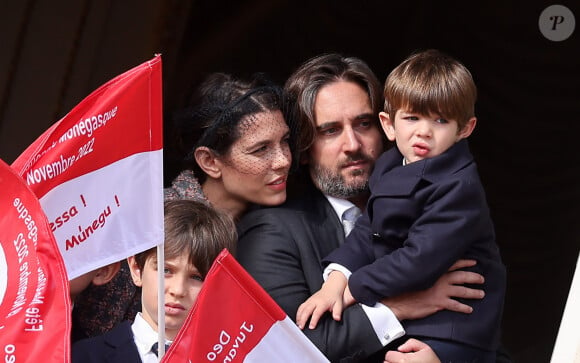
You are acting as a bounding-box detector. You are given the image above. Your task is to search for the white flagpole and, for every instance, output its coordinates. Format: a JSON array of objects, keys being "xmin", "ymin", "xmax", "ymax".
[
  {"xmin": 157, "ymin": 242, "xmax": 166, "ymax": 361},
  {"xmin": 551, "ymin": 252, "xmax": 580, "ymax": 363}
]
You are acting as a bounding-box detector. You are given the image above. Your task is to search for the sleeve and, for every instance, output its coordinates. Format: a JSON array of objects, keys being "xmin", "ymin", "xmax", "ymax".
[
  {"xmin": 71, "ymin": 336, "xmax": 105, "ymax": 363},
  {"xmin": 349, "ymin": 176, "xmax": 490, "ymax": 306},
  {"xmin": 361, "ymin": 303, "xmax": 405, "ymax": 345},
  {"xmin": 236, "ymin": 209, "xmax": 388, "ymax": 362},
  {"xmin": 323, "ymin": 263, "xmax": 352, "ymax": 280}
]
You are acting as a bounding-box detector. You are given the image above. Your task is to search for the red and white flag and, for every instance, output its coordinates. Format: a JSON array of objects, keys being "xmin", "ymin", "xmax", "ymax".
[
  {"xmin": 0, "ymin": 158, "xmax": 71, "ymax": 363},
  {"xmin": 162, "ymin": 249, "xmax": 329, "ymax": 363},
  {"xmin": 11, "ymin": 55, "xmax": 164, "ymax": 279}
]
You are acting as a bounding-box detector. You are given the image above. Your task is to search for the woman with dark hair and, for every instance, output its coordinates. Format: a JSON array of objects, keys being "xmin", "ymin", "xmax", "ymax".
[
  {"xmin": 72, "ymin": 72, "xmax": 295, "ymax": 341},
  {"xmin": 165, "ymin": 72, "xmax": 294, "ymax": 220}
]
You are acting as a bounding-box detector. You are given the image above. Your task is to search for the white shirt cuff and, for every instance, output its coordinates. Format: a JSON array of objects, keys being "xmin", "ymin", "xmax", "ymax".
[
  {"xmin": 324, "ymin": 264, "xmax": 405, "ymax": 345},
  {"xmin": 361, "ymin": 302, "xmax": 406, "ymax": 346},
  {"xmin": 323, "ymin": 263, "xmax": 352, "ymax": 281}
]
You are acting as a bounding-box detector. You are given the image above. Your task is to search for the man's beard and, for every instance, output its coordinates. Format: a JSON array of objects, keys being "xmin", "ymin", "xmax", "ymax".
[{"xmin": 311, "ymin": 156, "xmax": 371, "ymax": 199}]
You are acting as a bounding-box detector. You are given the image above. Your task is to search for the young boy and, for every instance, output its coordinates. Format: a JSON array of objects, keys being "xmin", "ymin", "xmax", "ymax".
[
  {"xmin": 71, "ymin": 200, "xmax": 237, "ymax": 363},
  {"xmin": 296, "ymin": 49, "xmax": 506, "ymax": 362}
]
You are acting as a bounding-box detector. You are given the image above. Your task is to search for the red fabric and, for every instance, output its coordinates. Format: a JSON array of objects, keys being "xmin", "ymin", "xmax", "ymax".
[
  {"xmin": 0, "ymin": 158, "xmax": 71, "ymax": 363},
  {"xmin": 162, "ymin": 249, "xmax": 328, "ymax": 363},
  {"xmin": 163, "ymin": 249, "xmax": 284, "ymax": 362},
  {"xmin": 11, "ymin": 55, "xmax": 163, "ymax": 199},
  {"xmin": 9, "ymin": 56, "xmax": 164, "ymax": 280}
]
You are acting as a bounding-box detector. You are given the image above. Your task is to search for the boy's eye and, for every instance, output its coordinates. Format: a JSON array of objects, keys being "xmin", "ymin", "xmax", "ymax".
[
  {"xmin": 163, "ymin": 267, "xmax": 171, "ymax": 274},
  {"xmin": 436, "ymin": 118, "xmax": 448, "ymax": 124},
  {"xmin": 191, "ymin": 274, "xmax": 204, "ymax": 282}
]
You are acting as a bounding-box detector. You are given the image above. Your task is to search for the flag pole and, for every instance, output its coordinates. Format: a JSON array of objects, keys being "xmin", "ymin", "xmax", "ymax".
[{"xmin": 157, "ymin": 242, "xmax": 166, "ymax": 360}]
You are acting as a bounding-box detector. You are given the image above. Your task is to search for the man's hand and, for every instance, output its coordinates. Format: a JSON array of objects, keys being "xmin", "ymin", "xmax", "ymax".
[
  {"xmin": 296, "ymin": 271, "xmax": 347, "ymax": 329},
  {"xmin": 384, "ymin": 338, "xmax": 441, "ymax": 363},
  {"xmin": 383, "ymin": 259, "xmax": 485, "ymax": 321}
]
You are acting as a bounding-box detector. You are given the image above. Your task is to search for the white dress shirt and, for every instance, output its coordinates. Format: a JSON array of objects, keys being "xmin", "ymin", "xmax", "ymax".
[{"xmin": 131, "ymin": 313, "xmax": 172, "ymax": 363}]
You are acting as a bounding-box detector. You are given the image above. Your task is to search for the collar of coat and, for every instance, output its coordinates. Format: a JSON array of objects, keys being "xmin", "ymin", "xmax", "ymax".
[{"xmin": 369, "ymin": 139, "xmax": 474, "ymax": 196}]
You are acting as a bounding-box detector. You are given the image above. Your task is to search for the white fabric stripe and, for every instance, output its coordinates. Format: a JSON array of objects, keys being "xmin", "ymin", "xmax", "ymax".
[
  {"xmin": 244, "ymin": 316, "xmax": 329, "ymax": 362},
  {"xmin": 40, "ymin": 150, "xmax": 164, "ymax": 279}
]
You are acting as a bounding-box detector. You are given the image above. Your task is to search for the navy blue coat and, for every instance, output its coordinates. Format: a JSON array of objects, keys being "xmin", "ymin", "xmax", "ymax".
[
  {"xmin": 71, "ymin": 321, "xmax": 141, "ymax": 363},
  {"xmin": 324, "ymin": 140, "xmax": 506, "ymax": 351}
]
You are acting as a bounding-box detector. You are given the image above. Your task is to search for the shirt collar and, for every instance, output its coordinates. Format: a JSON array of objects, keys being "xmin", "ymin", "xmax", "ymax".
[
  {"xmin": 131, "ymin": 313, "xmax": 173, "ymax": 360},
  {"xmin": 325, "ymin": 194, "xmax": 356, "ymax": 221}
]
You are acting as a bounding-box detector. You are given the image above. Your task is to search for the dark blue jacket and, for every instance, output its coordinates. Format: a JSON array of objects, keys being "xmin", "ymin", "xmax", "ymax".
[
  {"xmin": 325, "ymin": 140, "xmax": 506, "ymax": 351},
  {"xmin": 71, "ymin": 321, "xmax": 141, "ymax": 363}
]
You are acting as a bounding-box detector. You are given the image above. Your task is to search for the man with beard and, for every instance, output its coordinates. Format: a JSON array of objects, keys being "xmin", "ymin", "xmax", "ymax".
[{"xmin": 236, "ymin": 54, "xmax": 485, "ymax": 363}]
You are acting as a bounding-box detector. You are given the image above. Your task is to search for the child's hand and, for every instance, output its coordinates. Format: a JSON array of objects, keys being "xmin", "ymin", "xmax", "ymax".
[
  {"xmin": 343, "ymin": 284, "xmax": 356, "ymax": 307},
  {"xmin": 296, "ymin": 271, "xmax": 347, "ymax": 329}
]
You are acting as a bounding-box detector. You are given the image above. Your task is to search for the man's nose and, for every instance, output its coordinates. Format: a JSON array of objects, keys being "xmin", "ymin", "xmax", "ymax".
[{"xmin": 342, "ymin": 127, "xmax": 361, "ymax": 152}]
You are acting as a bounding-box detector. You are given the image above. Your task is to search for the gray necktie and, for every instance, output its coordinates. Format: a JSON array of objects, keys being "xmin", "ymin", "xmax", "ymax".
[{"xmin": 342, "ymin": 206, "xmax": 362, "ymax": 237}]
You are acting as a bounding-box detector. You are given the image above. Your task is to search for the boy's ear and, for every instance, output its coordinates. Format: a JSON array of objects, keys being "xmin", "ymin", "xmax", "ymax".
[
  {"xmin": 127, "ymin": 256, "xmax": 143, "ymax": 287},
  {"xmin": 458, "ymin": 117, "xmax": 477, "ymax": 139},
  {"xmin": 194, "ymin": 146, "xmax": 222, "ymax": 179},
  {"xmin": 91, "ymin": 261, "xmax": 121, "ymax": 286},
  {"xmin": 379, "ymin": 112, "xmax": 396, "ymax": 142}
]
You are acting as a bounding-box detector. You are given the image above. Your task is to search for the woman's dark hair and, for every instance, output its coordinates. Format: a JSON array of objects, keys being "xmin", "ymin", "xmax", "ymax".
[{"xmin": 170, "ymin": 73, "xmax": 296, "ymax": 183}]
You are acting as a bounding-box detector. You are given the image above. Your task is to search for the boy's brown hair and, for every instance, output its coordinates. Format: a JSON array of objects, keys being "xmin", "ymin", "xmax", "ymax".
[
  {"xmin": 383, "ymin": 49, "xmax": 477, "ymax": 131},
  {"xmin": 134, "ymin": 199, "xmax": 236, "ymax": 279}
]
